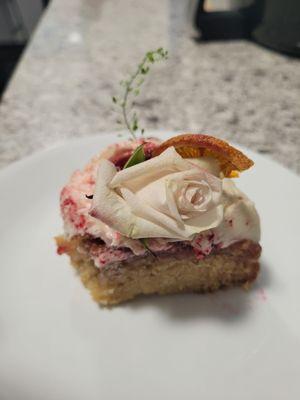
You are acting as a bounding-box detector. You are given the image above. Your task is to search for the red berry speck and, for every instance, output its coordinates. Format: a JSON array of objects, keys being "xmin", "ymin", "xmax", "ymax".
[
  {"xmin": 74, "ymin": 214, "xmax": 86, "ymax": 230},
  {"xmin": 62, "ymin": 197, "xmax": 76, "ymax": 208},
  {"xmin": 114, "ymin": 232, "xmax": 121, "ymax": 240},
  {"xmin": 193, "ymin": 248, "xmax": 205, "ymax": 260},
  {"xmin": 57, "ymin": 245, "xmax": 67, "ymax": 255}
]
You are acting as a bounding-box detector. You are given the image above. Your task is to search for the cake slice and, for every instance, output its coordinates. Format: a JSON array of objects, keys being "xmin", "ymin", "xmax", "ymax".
[{"xmin": 56, "ymin": 134, "xmax": 261, "ymax": 305}]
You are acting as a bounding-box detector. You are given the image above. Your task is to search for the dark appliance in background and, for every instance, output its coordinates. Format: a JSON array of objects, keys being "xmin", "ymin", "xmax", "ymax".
[
  {"xmin": 0, "ymin": 0, "xmax": 49, "ymax": 97},
  {"xmin": 195, "ymin": 0, "xmax": 300, "ymax": 57}
]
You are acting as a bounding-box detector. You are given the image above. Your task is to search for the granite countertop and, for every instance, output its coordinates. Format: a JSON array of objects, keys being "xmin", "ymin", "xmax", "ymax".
[{"xmin": 0, "ymin": 0, "xmax": 299, "ymax": 173}]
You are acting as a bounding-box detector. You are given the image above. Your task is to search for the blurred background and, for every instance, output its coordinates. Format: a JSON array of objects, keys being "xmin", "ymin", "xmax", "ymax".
[
  {"xmin": 0, "ymin": 0, "xmax": 299, "ymax": 171},
  {"xmin": 0, "ymin": 0, "xmax": 49, "ymax": 95}
]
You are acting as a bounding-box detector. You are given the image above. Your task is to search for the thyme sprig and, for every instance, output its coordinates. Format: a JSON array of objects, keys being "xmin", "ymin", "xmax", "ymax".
[{"xmin": 112, "ymin": 48, "xmax": 168, "ymax": 139}]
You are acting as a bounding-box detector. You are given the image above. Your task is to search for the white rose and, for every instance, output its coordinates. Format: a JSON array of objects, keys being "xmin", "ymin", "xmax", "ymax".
[{"xmin": 90, "ymin": 146, "xmax": 223, "ymax": 240}]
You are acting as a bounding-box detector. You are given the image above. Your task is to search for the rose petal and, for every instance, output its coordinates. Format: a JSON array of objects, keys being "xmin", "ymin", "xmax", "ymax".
[
  {"xmin": 120, "ymin": 187, "xmax": 190, "ymax": 239},
  {"xmin": 90, "ymin": 148, "xmax": 225, "ymax": 241},
  {"xmin": 110, "ymin": 147, "xmax": 190, "ymax": 192},
  {"xmin": 90, "ymin": 160, "xmax": 137, "ymax": 237},
  {"xmin": 184, "ymin": 205, "xmax": 224, "ymax": 232},
  {"xmin": 136, "ymin": 174, "xmax": 183, "ymax": 225},
  {"xmin": 165, "ymin": 180, "xmax": 183, "ymax": 224}
]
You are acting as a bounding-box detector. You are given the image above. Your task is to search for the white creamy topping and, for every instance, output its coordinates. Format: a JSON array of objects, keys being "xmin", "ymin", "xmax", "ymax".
[
  {"xmin": 214, "ymin": 179, "xmax": 260, "ymax": 246},
  {"xmin": 189, "ymin": 157, "xmax": 221, "ymax": 176},
  {"xmin": 61, "ymin": 142, "xmax": 260, "ymax": 256}
]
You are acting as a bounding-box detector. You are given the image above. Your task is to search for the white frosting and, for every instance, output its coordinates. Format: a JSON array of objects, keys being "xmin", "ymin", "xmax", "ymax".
[
  {"xmin": 189, "ymin": 157, "xmax": 221, "ymax": 176},
  {"xmin": 61, "ymin": 142, "xmax": 260, "ymax": 257},
  {"xmin": 214, "ymin": 179, "xmax": 260, "ymax": 246}
]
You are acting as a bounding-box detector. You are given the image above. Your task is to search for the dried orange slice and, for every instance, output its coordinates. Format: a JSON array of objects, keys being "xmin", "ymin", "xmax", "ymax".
[{"xmin": 151, "ymin": 133, "xmax": 254, "ymax": 177}]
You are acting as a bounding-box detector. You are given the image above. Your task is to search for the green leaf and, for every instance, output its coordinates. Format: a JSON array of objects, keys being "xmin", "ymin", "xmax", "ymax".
[
  {"xmin": 132, "ymin": 114, "xmax": 138, "ymax": 131},
  {"xmin": 112, "ymin": 96, "xmax": 117, "ymax": 103},
  {"xmin": 123, "ymin": 145, "xmax": 145, "ymax": 169},
  {"xmin": 147, "ymin": 52, "xmax": 155, "ymax": 63},
  {"xmin": 140, "ymin": 238, "xmax": 157, "ymax": 257},
  {"xmin": 141, "ymin": 66, "xmax": 150, "ymax": 75}
]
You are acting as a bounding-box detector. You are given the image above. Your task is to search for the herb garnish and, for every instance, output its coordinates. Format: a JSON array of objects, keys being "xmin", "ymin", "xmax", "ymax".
[
  {"xmin": 140, "ymin": 238, "xmax": 157, "ymax": 258},
  {"xmin": 112, "ymin": 48, "xmax": 168, "ymax": 139},
  {"xmin": 123, "ymin": 144, "xmax": 146, "ymax": 169}
]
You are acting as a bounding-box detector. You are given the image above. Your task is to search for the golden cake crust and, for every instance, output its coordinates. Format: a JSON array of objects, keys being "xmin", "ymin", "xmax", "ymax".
[{"xmin": 56, "ymin": 236, "xmax": 261, "ymax": 306}]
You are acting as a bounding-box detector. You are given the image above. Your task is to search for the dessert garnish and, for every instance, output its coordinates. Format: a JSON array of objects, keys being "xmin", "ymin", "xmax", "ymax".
[
  {"xmin": 56, "ymin": 48, "xmax": 261, "ymax": 305},
  {"xmin": 152, "ymin": 133, "xmax": 253, "ymax": 177},
  {"xmin": 112, "ymin": 48, "xmax": 168, "ymax": 139}
]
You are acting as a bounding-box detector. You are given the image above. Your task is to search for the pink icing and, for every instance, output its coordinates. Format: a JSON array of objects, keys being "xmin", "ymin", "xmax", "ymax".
[
  {"xmin": 191, "ymin": 232, "xmax": 222, "ymax": 260},
  {"xmin": 89, "ymin": 244, "xmax": 135, "ymax": 268},
  {"xmin": 60, "ymin": 138, "xmax": 160, "ymax": 239},
  {"xmin": 60, "ymin": 138, "xmax": 221, "ymax": 268}
]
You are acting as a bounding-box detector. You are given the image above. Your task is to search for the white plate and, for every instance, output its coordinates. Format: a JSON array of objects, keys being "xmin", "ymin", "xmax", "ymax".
[{"xmin": 0, "ymin": 132, "xmax": 300, "ymax": 400}]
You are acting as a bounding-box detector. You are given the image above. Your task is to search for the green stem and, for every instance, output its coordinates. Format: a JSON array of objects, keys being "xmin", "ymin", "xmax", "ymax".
[
  {"xmin": 122, "ymin": 101, "xmax": 135, "ymax": 139},
  {"xmin": 121, "ymin": 55, "xmax": 148, "ymax": 140},
  {"xmin": 114, "ymin": 48, "xmax": 168, "ymax": 139}
]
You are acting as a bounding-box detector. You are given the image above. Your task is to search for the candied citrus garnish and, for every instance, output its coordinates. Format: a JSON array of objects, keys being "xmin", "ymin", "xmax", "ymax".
[{"xmin": 151, "ymin": 133, "xmax": 253, "ymax": 177}]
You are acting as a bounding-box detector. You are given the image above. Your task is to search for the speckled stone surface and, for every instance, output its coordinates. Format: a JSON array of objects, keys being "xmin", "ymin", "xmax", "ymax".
[{"xmin": 0, "ymin": 0, "xmax": 299, "ymax": 173}]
